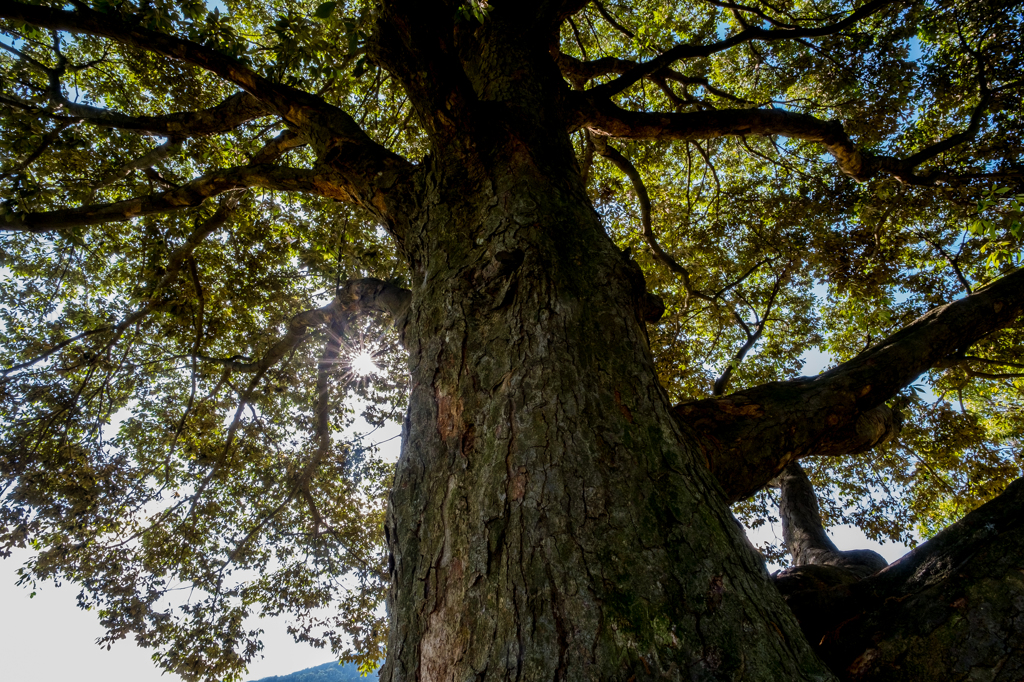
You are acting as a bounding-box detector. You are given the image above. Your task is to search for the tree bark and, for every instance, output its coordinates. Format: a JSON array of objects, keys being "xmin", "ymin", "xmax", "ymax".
[
  {"xmin": 778, "ymin": 476, "xmax": 1024, "ymax": 682},
  {"xmin": 10, "ymin": 2, "xmax": 1023, "ymax": 680},
  {"xmin": 381, "ymin": 155, "xmax": 837, "ymax": 680},
  {"xmin": 371, "ymin": 10, "xmax": 835, "ymax": 678},
  {"xmin": 776, "ymin": 462, "xmax": 887, "ymax": 578}
]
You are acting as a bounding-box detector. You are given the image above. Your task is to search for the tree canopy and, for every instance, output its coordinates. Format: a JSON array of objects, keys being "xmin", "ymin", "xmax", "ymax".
[{"xmin": 0, "ymin": 0, "xmax": 1022, "ymax": 680}]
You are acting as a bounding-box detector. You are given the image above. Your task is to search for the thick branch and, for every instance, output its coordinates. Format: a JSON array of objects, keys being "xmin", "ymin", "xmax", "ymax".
[
  {"xmin": 802, "ymin": 476, "xmax": 1024, "ymax": 680},
  {"xmin": 47, "ymin": 90, "xmax": 270, "ymax": 138},
  {"xmin": 4, "ymin": 164, "xmax": 335, "ymax": 232},
  {"xmin": 776, "ymin": 462, "xmax": 888, "ymax": 576},
  {"xmin": 0, "ymin": 1, "xmax": 416, "ymax": 227},
  {"xmin": 678, "ymin": 267, "xmax": 1024, "ymax": 502},
  {"xmin": 576, "ymin": 100, "xmax": 994, "ymax": 184},
  {"xmin": 557, "ymin": 53, "xmax": 747, "ymax": 103},
  {"xmin": 577, "ymin": 102, "xmax": 877, "ymax": 180}
]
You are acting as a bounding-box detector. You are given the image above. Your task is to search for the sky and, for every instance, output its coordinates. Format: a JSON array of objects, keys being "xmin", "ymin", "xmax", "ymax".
[{"xmin": 0, "ymin": 2, "xmax": 937, "ymax": 678}]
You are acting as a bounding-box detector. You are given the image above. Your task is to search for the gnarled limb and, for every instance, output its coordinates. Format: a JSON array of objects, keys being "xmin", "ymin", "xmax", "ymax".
[
  {"xmin": 677, "ymin": 267, "xmax": 1024, "ymax": 502},
  {"xmin": 572, "ymin": 98, "xmax": 996, "ymax": 185},
  {"xmin": 794, "ymin": 476, "xmax": 1024, "ymax": 682},
  {"xmin": 775, "ymin": 461, "xmax": 888, "ymax": 577}
]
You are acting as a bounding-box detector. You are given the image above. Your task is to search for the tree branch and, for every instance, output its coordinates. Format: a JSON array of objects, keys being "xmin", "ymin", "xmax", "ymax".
[
  {"xmin": 574, "ymin": 100, "xmax": 875, "ymax": 179},
  {"xmin": 43, "ymin": 89, "xmax": 270, "ymax": 138},
  {"xmin": 590, "ymin": 0, "xmax": 900, "ymax": 98},
  {"xmin": 591, "ymin": 0, "xmax": 635, "ymax": 40},
  {"xmin": 86, "ymin": 139, "xmax": 181, "ymax": 200},
  {"xmin": 557, "ymin": 53, "xmax": 748, "ymax": 104},
  {"xmin": 3, "ymin": 164, "xmax": 338, "ymax": 232},
  {"xmin": 592, "ymin": 138, "xmax": 714, "ymax": 305},
  {"xmin": 2, "ymin": 199, "xmax": 236, "ymax": 378},
  {"xmin": 678, "ymin": 267, "xmax": 1024, "ymax": 502},
  {"xmin": 804, "ymin": 475, "xmax": 1024, "ymax": 678},
  {"xmin": 712, "ymin": 270, "xmax": 785, "ymax": 395},
  {"xmin": 199, "ymin": 279, "xmax": 411, "ymax": 375},
  {"xmin": 775, "ymin": 461, "xmax": 889, "ymax": 575},
  {"xmin": 0, "ymin": 1, "xmax": 416, "ymax": 227},
  {"xmin": 574, "ymin": 99, "xmax": 995, "ymax": 184}
]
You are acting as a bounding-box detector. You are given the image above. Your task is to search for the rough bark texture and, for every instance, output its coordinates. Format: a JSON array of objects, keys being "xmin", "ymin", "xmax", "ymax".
[
  {"xmin": 779, "ymin": 477, "xmax": 1024, "ymax": 682},
  {"xmin": 379, "ymin": 104, "xmax": 832, "ymax": 682},
  {"xmin": 8, "ymin": 2, "xmax": 1024, "ymax": 680},
  {"xmin": 375, "ymin": 9, "xmax": 834, "ymax": 681}
]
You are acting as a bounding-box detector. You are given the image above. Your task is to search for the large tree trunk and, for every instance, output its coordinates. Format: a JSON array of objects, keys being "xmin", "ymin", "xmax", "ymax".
[
  {"xmin": 379, "ymin": 145, "xmax": 835, "ymax": 681},
  {"xmin": 371, "ymin": 14, "xmax": 837, "ymax": 665}
]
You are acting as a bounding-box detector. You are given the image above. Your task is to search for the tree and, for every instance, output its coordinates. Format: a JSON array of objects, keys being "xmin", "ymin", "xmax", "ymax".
[{"xmin": 0, "ymin": 0, "xmax": 1022, "ymax": 680}]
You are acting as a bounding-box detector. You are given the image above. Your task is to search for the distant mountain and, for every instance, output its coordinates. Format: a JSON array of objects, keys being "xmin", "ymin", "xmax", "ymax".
[{"xmin": 247, "ymin": 661, "xmax": 375, "ymax": 682}]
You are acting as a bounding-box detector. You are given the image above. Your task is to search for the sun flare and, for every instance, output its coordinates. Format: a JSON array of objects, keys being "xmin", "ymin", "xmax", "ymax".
[{"xmin": 350, "ymin": 350, "xmax": 380, "ymax": 377}]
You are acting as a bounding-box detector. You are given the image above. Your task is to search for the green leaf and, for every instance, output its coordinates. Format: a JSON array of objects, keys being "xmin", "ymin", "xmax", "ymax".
[{"xmin": 313, "ymin": 1, "xmax": 337, "ymax": 19}]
